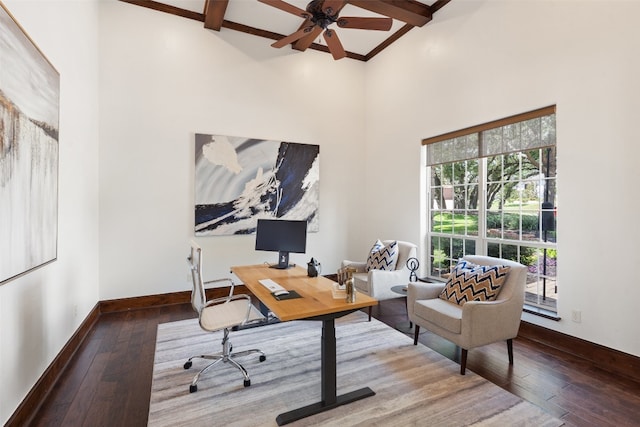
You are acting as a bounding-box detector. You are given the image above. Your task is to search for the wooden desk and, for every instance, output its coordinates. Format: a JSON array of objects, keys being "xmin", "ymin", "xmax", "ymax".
[{"xmin": 231, "ymin": 264, "xmax": 378, "ymax": 426}]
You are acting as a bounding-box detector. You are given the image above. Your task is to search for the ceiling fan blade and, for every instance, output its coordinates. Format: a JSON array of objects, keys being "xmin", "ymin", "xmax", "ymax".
[
  {"xmin": 258, "ymin": 0, "xmax": 310, "ymax": 19},
  {"xmin": 322, "ymin": 0, "xmax": 346, "ymax": 16},
  {"xmin": 323, "ymin": 28, "xmax": 346, "ymax": 60},
  {"xmin": 272, "ymin": 25, "xmax": 316, "ymax": 48},
  {"xmin": 337, "ymin": 16, "xmax": 393, "ymax": 31},
  {"xmin": 293, "ymin": 24, "xmax": 323, "ymax": 51}
]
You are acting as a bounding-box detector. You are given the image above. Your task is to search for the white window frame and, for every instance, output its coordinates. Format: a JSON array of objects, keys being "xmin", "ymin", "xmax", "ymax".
[{"xmin": 422, "ymin": 106, "xmax": 557, "ymax": 314}]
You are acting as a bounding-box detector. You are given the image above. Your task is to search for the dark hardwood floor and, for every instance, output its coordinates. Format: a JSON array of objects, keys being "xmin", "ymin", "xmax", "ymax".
[{"xmin": 28, "ymin": 299, "xmax": 640, "ymax": 426}]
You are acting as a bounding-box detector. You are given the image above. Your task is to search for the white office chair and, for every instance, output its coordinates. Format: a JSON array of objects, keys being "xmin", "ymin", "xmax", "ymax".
[{"xmin": 184, "ymin": 241, "xmax": 266, "ymax": 393}]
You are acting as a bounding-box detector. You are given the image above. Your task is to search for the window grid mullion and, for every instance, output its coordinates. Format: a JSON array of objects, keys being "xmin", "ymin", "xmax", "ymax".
[{"xmin": 478, "ymin": 157, "xmax": 487, "ymax": 256}]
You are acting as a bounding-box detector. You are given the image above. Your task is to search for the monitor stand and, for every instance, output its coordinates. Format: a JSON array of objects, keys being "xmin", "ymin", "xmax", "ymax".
[{"xmin": 270, "ymin": 251, "xmax": 292, "ymax": 269}]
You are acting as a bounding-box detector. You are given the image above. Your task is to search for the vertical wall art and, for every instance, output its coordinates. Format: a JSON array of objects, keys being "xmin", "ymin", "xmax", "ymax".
[
  {"xmin": 0, "ymin": 3, "xmax": 60, "ymax": 285},
  {"xmin": 194, "ymin": 134, "xmax": 319, "ymax": 236}
]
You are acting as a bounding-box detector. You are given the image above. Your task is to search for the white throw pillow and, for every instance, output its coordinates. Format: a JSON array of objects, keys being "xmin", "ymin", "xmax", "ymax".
[{"xmin": 366, "ymin": 240, "xmax": 399, "ymax": 272}]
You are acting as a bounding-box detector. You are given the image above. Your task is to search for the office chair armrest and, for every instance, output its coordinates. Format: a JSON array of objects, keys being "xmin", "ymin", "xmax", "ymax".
[
  {"xmin": 202, "ymin": 293, "xmax": 250, "ymax": 307},
  {"xmin": 203, "ymin": 277, "xmax": 235, "ymax": 297},
  {"xmin": 202, "ymin": 293, "xmax": 258, "ymax": 324}
]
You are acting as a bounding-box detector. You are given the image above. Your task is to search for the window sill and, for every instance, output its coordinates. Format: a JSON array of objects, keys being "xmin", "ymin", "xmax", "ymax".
[{"xmin": 523, "ymin": 304, "xmax": 560, "ymax": 321}]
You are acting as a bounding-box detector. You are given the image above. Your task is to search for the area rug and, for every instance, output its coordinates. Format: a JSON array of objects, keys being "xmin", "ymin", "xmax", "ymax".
[{"xmin": 148, "ymin": 311, "xmax": 562, "ymax": 426}]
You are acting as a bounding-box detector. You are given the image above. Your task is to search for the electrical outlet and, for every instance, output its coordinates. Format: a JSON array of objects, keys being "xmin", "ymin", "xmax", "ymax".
[
  {"xmin": 571, "ymin": 310, "xmax": 581, "ymax": 323},
  {"xmin": 73, "ymin": 304, "xmax": 78, "ymax": 318}
]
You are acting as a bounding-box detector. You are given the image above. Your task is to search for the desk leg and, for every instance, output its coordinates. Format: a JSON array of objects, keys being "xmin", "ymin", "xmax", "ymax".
[
  {"xmin": 275, "ymin": 318, "xmax": 375, "ymax": 426},
  {"xmin": 322, "ymin": 318, "xmax": 337, "ymax": 405}
]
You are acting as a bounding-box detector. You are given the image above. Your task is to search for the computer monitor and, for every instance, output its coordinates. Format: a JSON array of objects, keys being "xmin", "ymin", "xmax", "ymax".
[{"xmin": 255, "ymin": 219, "xmax": 307, "ymax": 269}]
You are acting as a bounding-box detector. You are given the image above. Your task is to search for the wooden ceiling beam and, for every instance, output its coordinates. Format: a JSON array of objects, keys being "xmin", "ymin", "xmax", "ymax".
[
  {"xmin": 348, "ymin": 0, "xmax": 432, "ymax": 27},
  {"xmin": 365, "ymin": 23, "xmax": 413, "ymax": 61},
  {"xmin": 430, "ymin": 0, "xmax": 452, "ymax": 14},
  {"xmin": 119, "ymin": 0, "xmax": 204, "ymax": 22},
  {"xmin": 203, "ymin": 0, "xmax": 228, "ymax": 31}
]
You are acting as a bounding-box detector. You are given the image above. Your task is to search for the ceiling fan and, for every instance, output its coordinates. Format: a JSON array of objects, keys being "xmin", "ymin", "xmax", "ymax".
[{"xmin": 259, "ymin": 0, "xmax": 393, "ymax": 60}]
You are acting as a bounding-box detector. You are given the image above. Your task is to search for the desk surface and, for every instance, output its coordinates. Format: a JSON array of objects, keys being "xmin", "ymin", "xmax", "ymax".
[{"xmin": 231, "ymin": 264, "xmax": 377, "ymax": 322}]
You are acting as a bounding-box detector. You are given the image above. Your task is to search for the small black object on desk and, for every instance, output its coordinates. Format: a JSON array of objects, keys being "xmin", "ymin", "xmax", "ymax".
[
  {"xmin": 307, "ymin": 257, "xmax": 321, "ymax": 277},
  {"xmin": 272, "ymin": 290, "xmax": 302, "ymax": 301}
]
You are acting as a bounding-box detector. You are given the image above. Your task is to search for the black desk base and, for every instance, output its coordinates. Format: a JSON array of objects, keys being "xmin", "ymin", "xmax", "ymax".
[
  {"xmin": 275, "ymin": 313, "xmax": 376, "ymax": 426},
  {"xmin": 276, "ymin": 387, "xmax": 375, "ymax": 425}
]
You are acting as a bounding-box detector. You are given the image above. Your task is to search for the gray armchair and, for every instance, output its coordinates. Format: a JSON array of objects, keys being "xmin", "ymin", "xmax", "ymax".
[
  {"xmin": 343, "ymin": 240, "xmax": 418, "ymax": 320},
  {"xmin": 407, "ymin": 255, "xmax": 527, "ymax": 374}
]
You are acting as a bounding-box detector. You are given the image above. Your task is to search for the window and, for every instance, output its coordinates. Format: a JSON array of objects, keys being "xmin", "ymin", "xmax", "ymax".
[{"xmin": 423, "ymin": 106, "xmax": 557, "ymax": 315}]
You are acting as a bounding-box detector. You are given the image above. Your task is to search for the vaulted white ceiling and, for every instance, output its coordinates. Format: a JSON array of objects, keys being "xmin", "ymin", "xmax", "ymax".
[{"xmin": 119, "ymin": 0, "xmax": 450, "ymax": 61}]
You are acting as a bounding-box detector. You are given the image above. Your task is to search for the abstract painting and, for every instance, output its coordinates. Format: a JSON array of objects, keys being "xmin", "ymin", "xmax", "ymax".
[
  {"xmin": 0, "ymin": 4, "xmax": 59, "ymax": 285},
  {"xmin": 194, "ymin": 134, "xmax": 319, "ymax": 236}
]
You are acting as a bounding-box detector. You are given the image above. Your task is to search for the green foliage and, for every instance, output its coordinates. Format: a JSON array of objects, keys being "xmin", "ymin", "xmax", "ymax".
[
  {"xmin": 520, "ymin": 247, "xmax": 538, "ymax": 265},
  {"xmin": 486, "ymin": 212, "xmax": 539, "ymax": 231},
  {"xmin": 433, "ymin": 249, "xmax": 447, "ymax": 268},
  {"xmin": 430, "ymin": 148, "xmax": 557, "ymax": 274},
  {"xmin": 488, "ymin": 243, "xmax": 538, "ymax": 265},
  {"xmin": 432, "ymin": 213, "xmax": 478, "ymax": 234},
  {"xmin": 521, "ymin": 214, "xmax": 539, "ymax": 231},
  {"xmin": 486, "ymin": 212, "xmax": 501, "ymax": 229}
]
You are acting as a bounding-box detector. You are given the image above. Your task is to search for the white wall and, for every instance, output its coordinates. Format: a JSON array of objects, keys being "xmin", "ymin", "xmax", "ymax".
[
  {"xmin": 98, "ymin": 2, "xmax": 367, "ymax": 300},
  {"xmin": 364, "ymin": 0, "xmax": 640, "ymax": 357},
  {"xmin": 0, "ymin": 1, "xmax": 100, "ymax": 424},
  {"xmin": 3, "ymin": 0, "xmax": 640, "ymax": 422}
]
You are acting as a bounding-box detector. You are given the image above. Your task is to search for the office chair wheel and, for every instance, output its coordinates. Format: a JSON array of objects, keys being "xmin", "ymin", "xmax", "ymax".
[
  {"xmin": 244, "ymin": 379, "xmax": 251, "ymax": 387},
  {"xmin": 184, "ymin": 361, "xmax": 192, "ymax": 369},
  {"xmin": 259, "ymin": 355, "xmax": 266, "ymax": 362},
  {"xmin": 190, "ymin": 384, "xmax": 197, "ymax": 393}
]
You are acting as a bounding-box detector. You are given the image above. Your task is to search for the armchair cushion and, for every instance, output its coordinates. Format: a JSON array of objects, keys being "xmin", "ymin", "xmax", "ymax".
[
  {"xmin": 439, "ymin": 260, "xmax": 510, "ymax": 306},
  {"xmin": 415, "ymin": 298, "xmax": 463, "ymax": 334},
  {"xmin": 365, "ymin": 240, "xmax": 398, "ymax": 271}
]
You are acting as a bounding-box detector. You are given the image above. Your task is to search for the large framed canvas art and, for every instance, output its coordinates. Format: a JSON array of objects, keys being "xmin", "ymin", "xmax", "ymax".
[
  {"xmin": 195, "ymin": 134, "xmax": 319, "ymax": 236},
  {"xmin": 0, "ymin": 3, "xmax": 60, "ymax": 285}
]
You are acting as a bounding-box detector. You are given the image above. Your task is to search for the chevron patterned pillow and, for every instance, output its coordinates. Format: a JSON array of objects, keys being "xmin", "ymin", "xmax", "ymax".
[
  {"xmin": 439, "ymin": 260, "xmax": 510, "ymax": 306},
  {"xmin": 365, "ymin": 240, "xmax": 399, "ymax": 272}
]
